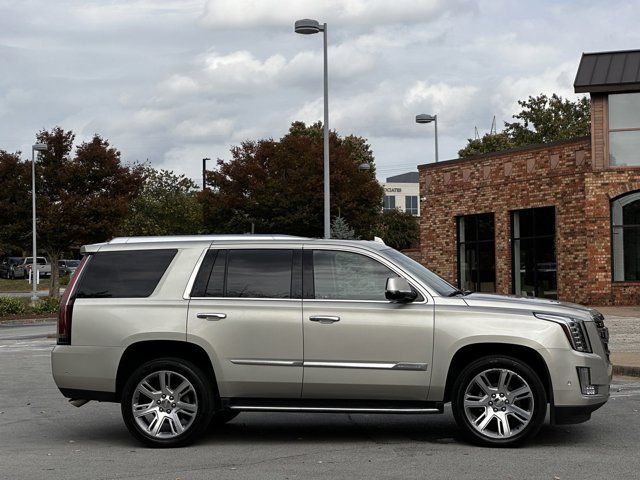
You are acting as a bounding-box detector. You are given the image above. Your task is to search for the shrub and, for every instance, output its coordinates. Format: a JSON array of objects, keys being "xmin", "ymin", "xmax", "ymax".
[
  {"xmin": 32, "ymin": 297, "xmax": 60, "ymax": 315},
  {"xmin": 0, "ymin": 297, "xmax": 27, "ymax": 316}
]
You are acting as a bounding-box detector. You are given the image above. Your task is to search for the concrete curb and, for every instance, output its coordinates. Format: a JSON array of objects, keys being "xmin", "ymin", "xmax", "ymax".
[
  {"xmin": 613, "ymin": 364, "xmax": 640, "ymax": 378},
  {"xmin": 0, "ymin": 317, "xmax": 56, "ymax": 326}
]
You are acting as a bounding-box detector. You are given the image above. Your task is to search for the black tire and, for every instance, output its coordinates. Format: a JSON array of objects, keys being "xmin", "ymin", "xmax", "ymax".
[
  {"xmin": 209, "ymin": 410, "xmax": 240, "ymax": 428},
  {"xmin": 9, "ymin": 270, "xmax": 14, "ymax": 280},
  {"xmin": 121, "ymin": 358, "xmax": 214, "ymax": 448},
  {"xmin": 451, "ymin": 355, "xmax": 547, "ymax": 447}
]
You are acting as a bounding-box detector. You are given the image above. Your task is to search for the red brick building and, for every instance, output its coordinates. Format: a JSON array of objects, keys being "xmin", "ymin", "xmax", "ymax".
[{"xmin": 418, "ymin": 49, "xmax": 640, "ymax": 305}]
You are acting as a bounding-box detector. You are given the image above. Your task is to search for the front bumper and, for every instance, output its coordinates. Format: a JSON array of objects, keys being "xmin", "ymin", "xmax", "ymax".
[{"xmin": 551, "ymin": 401, "xmax": 607, "ymax": 425}]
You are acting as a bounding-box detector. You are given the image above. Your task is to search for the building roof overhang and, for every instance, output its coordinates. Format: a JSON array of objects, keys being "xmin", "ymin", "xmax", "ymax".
[{"xmin": 574, "ymin": 49, "xmax": 640, "ymax": 94}]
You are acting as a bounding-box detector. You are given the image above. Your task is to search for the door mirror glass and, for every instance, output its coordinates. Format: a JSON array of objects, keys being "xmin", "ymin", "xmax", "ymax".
[{"xmin": 385, "ymin": 277, "xmax": 417, "ymax": 303}]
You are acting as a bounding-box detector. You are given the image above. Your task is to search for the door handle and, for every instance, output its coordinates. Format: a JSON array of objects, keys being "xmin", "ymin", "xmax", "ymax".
[
  {"xmin": 197, "ymin": 313, "xmax": 226, "ymax": 320},
  {"xmin": 309, "ymin": 315, "xmax": 340, "ymax": 324}
]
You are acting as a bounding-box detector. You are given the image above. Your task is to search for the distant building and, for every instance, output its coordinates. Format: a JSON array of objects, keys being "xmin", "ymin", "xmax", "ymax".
[
  {"xmin": 417, "ymin": 49, "xmax": 640, "ymax": 305},
  {"xmin": 382, "ymin": 172, "xmax": 420, "ymax": 216}
]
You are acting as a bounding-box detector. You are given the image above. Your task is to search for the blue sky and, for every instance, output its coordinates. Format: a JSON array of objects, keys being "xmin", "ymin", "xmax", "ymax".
[{"xmin": 1, "ymin": 0, "xmax": 639, "ymax": 182}]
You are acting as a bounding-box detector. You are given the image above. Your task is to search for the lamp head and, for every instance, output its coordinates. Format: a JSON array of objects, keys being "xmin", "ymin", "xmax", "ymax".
[
  {"xmin": 415, "ymin": 114, "xmax": 436, "ymax": 124},
  {"xmin": 32, "ymin": 143, "xmax": 48, "ymax": 152},
  {"xmin": 295, "ymin": 19, "xmax": 323, "ymax": 34}
]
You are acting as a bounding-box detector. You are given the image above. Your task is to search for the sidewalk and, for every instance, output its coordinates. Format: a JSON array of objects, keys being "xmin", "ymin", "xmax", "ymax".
[{"xmin": 594, "ymin": 306, "xmax": 640, "ymax": 377}]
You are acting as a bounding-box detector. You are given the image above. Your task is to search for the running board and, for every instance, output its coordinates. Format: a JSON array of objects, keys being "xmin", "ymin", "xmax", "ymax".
[{"xmin": 222, "ymin": 398, "xmax": 443, "ymax": 415}]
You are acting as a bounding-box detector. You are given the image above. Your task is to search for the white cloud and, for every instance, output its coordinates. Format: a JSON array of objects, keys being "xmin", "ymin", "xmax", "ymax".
[
  {"xmin": 174, "ymin": 118, "xmax": 235, "ymax": 140},
  {"xmin": 200, "ymin": 0, "xmax": 475, "ymax": 28}
]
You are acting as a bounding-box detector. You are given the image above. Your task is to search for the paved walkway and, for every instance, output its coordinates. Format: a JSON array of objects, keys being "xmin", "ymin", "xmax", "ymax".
[{"xmin": 593, "ymin": 306, "xmax": 640, "ymax": 374}]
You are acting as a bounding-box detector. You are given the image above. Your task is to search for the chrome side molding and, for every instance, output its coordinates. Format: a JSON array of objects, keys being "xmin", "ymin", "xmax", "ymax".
[
  {"xmin": 227, "ymin": 405, "xmax": 440, "ymax": 414},
  {"xmin": 229, "ymin": 359, "xmax": 427, "ymax": 371}
]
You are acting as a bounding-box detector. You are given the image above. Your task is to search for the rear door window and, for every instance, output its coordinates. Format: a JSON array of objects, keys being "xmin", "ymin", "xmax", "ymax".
[
  {"xmin": 75, "ymin": 249, "xmax": 177, "ymax": 298},
  {"xmin": 191, "ymin": 249, "xmax": 297, "ymax": 299}
]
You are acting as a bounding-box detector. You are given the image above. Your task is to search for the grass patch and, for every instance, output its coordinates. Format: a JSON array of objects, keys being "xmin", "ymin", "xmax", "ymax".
[
  {"xmin": 0, "ymin": 276, "xmax": 69, "ymax": 292},
  {"xmin": 0, "ymin": 296, "xmax": 60, "ymax": 317}
]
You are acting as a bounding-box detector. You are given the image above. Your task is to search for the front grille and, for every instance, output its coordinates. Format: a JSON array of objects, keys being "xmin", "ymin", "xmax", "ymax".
[{"xmin": 592, "ymin": 312, "xmax": 610, "ymax": 361}]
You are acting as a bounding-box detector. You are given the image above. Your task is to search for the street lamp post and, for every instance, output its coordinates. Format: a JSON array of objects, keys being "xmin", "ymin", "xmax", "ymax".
[
  {"xmin": 416, "ymin": 114, "xmax": 439, "ymax": 163},
  {"xmin": 31, "ymin": 143, "xmax": 48, "ymax": 303},
  {"xmin": 202, "ymin": 157, "xmax": 211, "ymax": 190},
  {"xmin": 295, "ymin": 18, "xmax": 330, "ymax": 239}
]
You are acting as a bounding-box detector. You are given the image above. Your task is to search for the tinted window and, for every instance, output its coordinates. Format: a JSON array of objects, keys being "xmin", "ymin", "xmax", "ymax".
[
  {"xmin": 76, "ymin": 249, "xmax": 177, "ymax": 298},
  {"xmin": 226, "ymin": 250, "xmax": 293, "ymax": 298},
  {"xmin": 313, "ymin": 250, "xmax": 397, "ymax": 301}
]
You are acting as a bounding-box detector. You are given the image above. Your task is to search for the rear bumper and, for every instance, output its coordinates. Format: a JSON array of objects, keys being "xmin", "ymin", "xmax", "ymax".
[
  {"xmin": 51, "ymin": 345, "xmax": 121, "ymax": 394},
  {"xmin": 551, "ymin": 401, "xmax": 607, "ymax": 425}
]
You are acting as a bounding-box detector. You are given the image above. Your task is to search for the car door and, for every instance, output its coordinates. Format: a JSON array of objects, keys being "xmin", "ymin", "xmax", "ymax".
[
  {"xmin": 187, "ymin": 246, "xmax": 303, "ymax": 399},
  {"xmin": 302, "ymin": 246, "xmax": 434, "ymax": 400}
]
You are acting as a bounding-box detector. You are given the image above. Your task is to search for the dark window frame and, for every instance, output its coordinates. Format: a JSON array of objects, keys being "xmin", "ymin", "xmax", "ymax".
[
  {"xmin": 510, "ymin": 206, "xmax": 557, "ymax": 298},
  {"xmin": 456, "ymin": 213, "xmax": 496, "ymax": 293},
  {"xmin": 611, "ymin": 190, "xmax": 640, "ymax": 282},
  {"xmin": 190, "ymin": 248, "xmax": 302, "ymax": 299}
]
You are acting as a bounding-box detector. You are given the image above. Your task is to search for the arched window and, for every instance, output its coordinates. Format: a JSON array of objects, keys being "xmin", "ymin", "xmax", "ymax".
[{"xmin": 612, "ymin": 191, "xmax": 640, "ymax": 281}]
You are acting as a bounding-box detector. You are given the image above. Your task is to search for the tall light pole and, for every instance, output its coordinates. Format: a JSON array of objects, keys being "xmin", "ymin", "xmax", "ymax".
[
  {"xmin": 295, "ymin": 18, "xmax": 330, "ymax": 239},
  {"xmin": 416, "ymin": 114, "xmax": 439, "ymax": 163},
  {"xmin": 31, "ymin": 142, "xmax": 48, "ymax": 303},
  {"xmin": 202, "ymin": 157, "xmax": 211, "ymax": 190}
]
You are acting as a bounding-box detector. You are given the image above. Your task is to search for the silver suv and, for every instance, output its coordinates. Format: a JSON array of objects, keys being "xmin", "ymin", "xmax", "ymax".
[{"xmin": 51, "ymin": 235, "xmax": 611, "ymax": 447}]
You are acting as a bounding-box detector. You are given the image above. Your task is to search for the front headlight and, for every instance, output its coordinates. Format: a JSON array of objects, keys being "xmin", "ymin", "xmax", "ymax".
[{"xmin": 534, "ymin": 313, "xmax": 592, "ymax": 353}]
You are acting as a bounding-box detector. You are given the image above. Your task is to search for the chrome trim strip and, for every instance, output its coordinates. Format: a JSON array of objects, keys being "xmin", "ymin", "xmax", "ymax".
[
  {"xmin": 228, "ymin": 405, "xmax": 440, "ymax": 414},
  {"xmin": 230, "ymin": 359, "xmax": 303, "ymax": 367},
  {"xmin": 303, "ymin": 361, "xmax": 427, "ymax": 371}
]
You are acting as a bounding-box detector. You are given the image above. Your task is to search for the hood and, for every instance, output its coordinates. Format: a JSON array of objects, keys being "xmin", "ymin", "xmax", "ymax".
[{"xmin": 462, "ymin": 293, "xmax": 596, "ymax": 321}]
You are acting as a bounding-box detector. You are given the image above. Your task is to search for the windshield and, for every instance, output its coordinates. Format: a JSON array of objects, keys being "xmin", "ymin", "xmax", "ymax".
[
  {"xmin": 26, "ymin": 257, "xmax": 47, "ymax": 265},
  {"xmin": 383, "ymin": 248, "xmax": 458, "ymax": 296},
  {"xmin": 66, "ymin": 260, "xmax": 80, "ymax": 267}
]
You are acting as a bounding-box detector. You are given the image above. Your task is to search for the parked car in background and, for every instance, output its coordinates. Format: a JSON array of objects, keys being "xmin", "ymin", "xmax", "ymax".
[
  {"xmin": 19, "ymin": 257, "xmax": 51, "ymax": 279},
  {"xmin": 59, "ymin": 259, "xmax": 80, "ymax": 276},
  {"xmin": 0, "ymin": 257, "xmax": 24, "ymax": 279}
]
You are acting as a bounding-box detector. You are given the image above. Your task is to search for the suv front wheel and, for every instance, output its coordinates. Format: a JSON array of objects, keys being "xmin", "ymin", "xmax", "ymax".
[
  {"xmin": 121, "ymin": 358, "xmax": 214, "ymax": 448},
  {"xmin": 452, "ymin": 355, "xmax": 547, "ymax": 447}
]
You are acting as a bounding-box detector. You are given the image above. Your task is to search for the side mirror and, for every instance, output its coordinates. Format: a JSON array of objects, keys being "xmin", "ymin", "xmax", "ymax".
[{"xmin": 385, "ymin": 277, "xmax": 418, "ymax": 303}]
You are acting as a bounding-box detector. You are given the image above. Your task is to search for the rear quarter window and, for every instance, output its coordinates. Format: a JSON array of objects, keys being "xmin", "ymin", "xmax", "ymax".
[{"xmin": 75, "ymin": 249, "xmax": 177, "ymax": 298}]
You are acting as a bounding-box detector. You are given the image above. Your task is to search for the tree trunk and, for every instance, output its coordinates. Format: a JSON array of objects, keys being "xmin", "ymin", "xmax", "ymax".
[{"xmin": 47, "ymin": 251, "xmax": 61, "ymax": 300}]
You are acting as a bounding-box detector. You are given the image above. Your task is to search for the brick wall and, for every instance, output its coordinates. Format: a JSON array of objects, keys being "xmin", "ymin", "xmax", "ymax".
[{"xmin": 418, "ymin": 136, "xmax": 640, "ymax": 305}]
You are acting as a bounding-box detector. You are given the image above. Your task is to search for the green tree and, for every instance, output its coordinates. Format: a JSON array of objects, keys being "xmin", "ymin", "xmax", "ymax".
[
  {"xmin": 119, "ymin": 166, "xmax": 204, "ymax": 236},
  {"xmin": 0, "ymin": 151, "xmax": 30, "ymax": 256},
  {"xmin": 24, "ymin": 127, "xmax": 144, "ymax": 298},
  {"xmin": 458, "ymin": 94, "xmax": 591, "ymax": 157},
  {"xmin": 373, "ymin": 209, "xmax": 419, "ymax": 250},
  {"xmin": 200, "ymin": 121, "xmax": 383, "ymax": 238},
  {"xmin": 330, "ymin": 215, "xmax": 358, "ymax": 240}
]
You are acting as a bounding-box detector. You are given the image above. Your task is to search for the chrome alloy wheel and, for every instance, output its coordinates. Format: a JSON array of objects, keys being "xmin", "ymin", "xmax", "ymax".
[
  {"xmin": 463, "ymin": 368, "xmax": 534, "ymax": 439},
  {"xmin": 132, "ymin": 370, "xmax": 198, "ymax": 439}
]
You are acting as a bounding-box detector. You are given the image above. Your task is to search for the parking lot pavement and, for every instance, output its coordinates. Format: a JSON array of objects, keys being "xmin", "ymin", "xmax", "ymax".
[{"xmin": 1, "ymin": 332, "xmax": 639, "ymax": 480}]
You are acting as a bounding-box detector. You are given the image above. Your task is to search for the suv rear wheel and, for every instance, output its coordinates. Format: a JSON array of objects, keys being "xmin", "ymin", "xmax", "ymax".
[
  {"xmin": 452, "ymin": 355, "xmax": 547, "ymax": 447},
  {"xmin": 121, "ymin": 358, "xmax": 214, "ymax": 448}
]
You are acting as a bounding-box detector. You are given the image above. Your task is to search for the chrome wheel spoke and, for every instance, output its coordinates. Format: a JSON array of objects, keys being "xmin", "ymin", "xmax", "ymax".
[
  {"xmin": 176, "ymin": 401, "xmax": 197, "ymax": 416},
  {"xmin": 498, "ymin": 369, "xmax": 511, "ymax": 391},
  {"xmin": 474, "ymin": 374, "xmax": 494, "ymax": 396},
  {"xmin": 475, "ymin": 409, "xmax": 493, "ymax": 431},
  {"xmin": 509, "ymin": 404, "xmax": 532, "ymax": 422},
  {"xmin": 137, "ymin": 381, "xmax": 159, "ymax": 400},
  {"xmin": 508, "ymin": 386, "xmax": 531, "ymax": 402},
  {"xmin": 496, "ymin": 413, "xmax": 511, "ymax": 437},
  {"xmin": 133, "ymin": 404, "xmax": 156, "ymax": 418}
]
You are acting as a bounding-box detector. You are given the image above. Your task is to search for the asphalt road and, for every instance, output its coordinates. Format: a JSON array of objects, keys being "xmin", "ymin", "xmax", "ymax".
[{"xmin": 1, "ymin": 324, "xmax": 639, "ymax": 480}]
